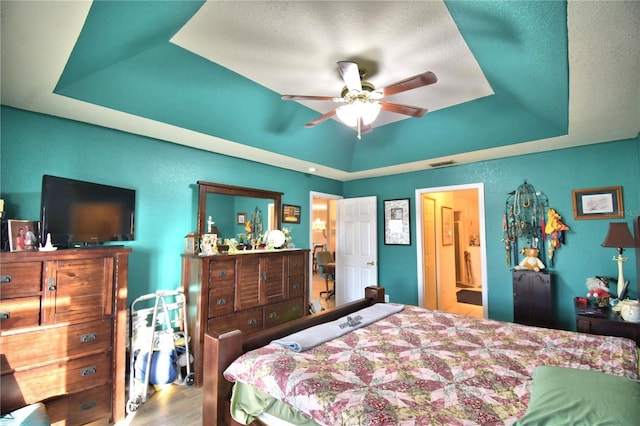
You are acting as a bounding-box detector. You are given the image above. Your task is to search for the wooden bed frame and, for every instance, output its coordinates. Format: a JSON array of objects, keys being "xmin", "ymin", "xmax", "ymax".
[{"xmin": 202, "ymin": 286, "xmax": 386, "ymax": 425}]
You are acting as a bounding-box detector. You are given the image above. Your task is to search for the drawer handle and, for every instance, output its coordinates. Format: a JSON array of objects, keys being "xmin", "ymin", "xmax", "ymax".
[
  {"xmin": 81, "ymin": 367, "xmax": 97, "ymax": 377},
  {"xmin": 0, "ymin": 312, "xmax": 10, "ymax": 320},
  {"xmin": 292, "ymin": 284, "xmax": 299, "ymax": 289},
  {"xmin": 292, "ymin": 306, "xmax": 299, "ymax": 312},
  {"xmin": 0, "ymin": 275, "xmax": 11, "ymax": 284},
  {"xmin": 81, "ymin": 333, "xmax": 97, "ymax": 343},
  {"xmin": 248, "ymin": 318, "xmax": 257, "ymax": 325},
  {"xmin": 217, "ymin": 298, "xmax": 227, "ymax": 305},
  {"xmin": 217, "ymin": 271, "xmax": 227, "ymax": 277},
  {"xmin": 269, "ymin": 312, "xmax": 277, "ymax": 319},
  {"xmin": 81, "ymin": 401, "xmax": 97, "ymax": 411}
]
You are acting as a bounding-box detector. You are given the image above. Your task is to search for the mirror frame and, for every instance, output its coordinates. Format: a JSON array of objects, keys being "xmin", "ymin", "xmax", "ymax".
[{"xmin": 197, "ymin": 181, "xmax": 283, "ymax": 236}]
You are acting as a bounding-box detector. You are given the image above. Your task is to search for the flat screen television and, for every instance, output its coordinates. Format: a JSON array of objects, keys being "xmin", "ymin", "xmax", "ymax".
[{"xmin": 40, "ymin": 175, "xmax": 135, "ymax": 248}]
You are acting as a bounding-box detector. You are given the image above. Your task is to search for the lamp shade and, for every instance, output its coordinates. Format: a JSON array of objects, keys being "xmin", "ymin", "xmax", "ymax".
[
  {"xmin": 312, "ymin": 217, "xmax": 326, "ymax": 231},
  {"xmin": 601, "ymin": 222, "xmax": 636, "ymax": 248},
  {"xmin": 336, "ymin": 100, "xmax": 381, "ymax": 127}
]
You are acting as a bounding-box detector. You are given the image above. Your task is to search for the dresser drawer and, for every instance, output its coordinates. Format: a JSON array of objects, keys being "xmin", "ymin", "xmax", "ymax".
[
  {"xmin": 0, "ymin": 262, "xmax": 42, "ymax": 297},
  {"xmin": 208, "ymin": 307, "xmax": 263, "ymax": 336},
  {"xmin": 287, "ymin": 253, "xmax": 305, "ymax": 275},
  {"xmin": 207, "ymin": 287, "xmax": 235, "ymax": 318},
  {"xmin": 264, "ymin": 298, "xmax": 304, "ymax": 328},
  {"xmin": 0, "ymin": 296, "xmax": 41, "ymax": 331},
  {"xmin": 1, "ymin": 352, "xmax": 111, "ymax": 408},
  {"xmin": 288, "ymin": 274, "xmax": 305, "ymax": 298},
  {"xmin": 46, "ymin": 384, "xmax": 112, "ymax": 426},
  {"xmin": 1, "ymin": 319, "xmax": 113, "ymax": 373},
  {"xmin": 208, "ymin": 260, "xmax": 235, "ymax": 288}
]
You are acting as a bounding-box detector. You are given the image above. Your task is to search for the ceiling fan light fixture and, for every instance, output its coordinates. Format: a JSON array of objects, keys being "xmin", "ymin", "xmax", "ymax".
[{"xmin": 336, "ymin": 99, "xmax": 382, "ymax": 127}]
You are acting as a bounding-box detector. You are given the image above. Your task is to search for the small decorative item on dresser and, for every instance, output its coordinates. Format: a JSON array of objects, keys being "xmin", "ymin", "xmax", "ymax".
[
  {"xmin": 184, "ymin": 233, "xmax": 199, "ymax": 255},
  {"xmin": 7, "ymin": 219, "xmax": 39, "ymax": 251},
  {"xmin": 586, "ymin": 276, "xmax": 611, "ymax": 308},
  {"xmin": 619, "ymin": 300, "xmax": 640, "ymax": 323},
  {"xmin": 201, "ymin": 233, "xmax": 218, "ymax": 255}
]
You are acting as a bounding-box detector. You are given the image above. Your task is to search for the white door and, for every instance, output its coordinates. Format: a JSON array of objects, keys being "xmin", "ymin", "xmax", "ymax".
[
  {"xmin": 422, "ymin": 196, "xmax": 437, "ymax": 310},
  {"xmin": 335, "ymin": 196, "xmax": 378, "ymax": 306}
]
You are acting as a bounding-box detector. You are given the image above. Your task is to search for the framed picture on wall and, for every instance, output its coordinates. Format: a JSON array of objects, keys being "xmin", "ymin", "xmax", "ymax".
[
  {"xmin": 572, "ymin": 186, "xmax": 624, "ymax": 220},
  {"xmin": 283, "ymin": 204, "xmax": 301, "ymax": 224},
  {"xmin": 8, "ymin": 219, "xmax": 39, "ymax": 251},
  {"xmin": 384, "ymin": 198, "xmax": 411, "ymax": 245},
  {"xmin": 441, "ymin": 206, "xmax": 453, "ymax": 246},
  {"xmin": 236, "ymin": 212, "xmax": 247, "ymax": 225}
]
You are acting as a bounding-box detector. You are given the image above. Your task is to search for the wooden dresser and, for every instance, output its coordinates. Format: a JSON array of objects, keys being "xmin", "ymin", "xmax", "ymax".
[
  {"xmin": 181, "ymin": 249, "xmax": 309, "ymax": 386},
  {"xmin": 0, "ymin": 247, "xmax": 130, "ymax": 425},
  {"xmin": 575, "ymin": 300, "xmax": 640, "ymax": 347}
]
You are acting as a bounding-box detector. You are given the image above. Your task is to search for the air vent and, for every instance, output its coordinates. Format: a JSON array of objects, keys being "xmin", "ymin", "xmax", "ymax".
[{"xmin": 429, "ymin": 160, "xmax": 456, "ymax": 168}]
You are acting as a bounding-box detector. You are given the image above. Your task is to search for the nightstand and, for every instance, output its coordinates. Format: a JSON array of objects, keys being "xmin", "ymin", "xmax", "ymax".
[{"xmin": 574, "ymin": 300, "xmax": 640, "ymax": 347}]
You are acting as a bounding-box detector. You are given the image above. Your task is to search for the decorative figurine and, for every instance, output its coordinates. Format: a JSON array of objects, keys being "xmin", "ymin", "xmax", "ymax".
[{"xmin": 515, "ymin": 247, "xmax": 545, "ymax": 272}]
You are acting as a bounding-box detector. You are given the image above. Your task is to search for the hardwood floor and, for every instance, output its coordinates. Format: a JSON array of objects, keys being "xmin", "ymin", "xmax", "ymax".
[
  {"xmin": 116, "ymin": 385, "xmax": 202, "ymax": 426},
  {"xmin": 447, "ymin": 287, "xmax": 483, "ymax": 318},
  {"xmin": 311, "ymin": 271, "xmax": 335, "ymax": 310}
]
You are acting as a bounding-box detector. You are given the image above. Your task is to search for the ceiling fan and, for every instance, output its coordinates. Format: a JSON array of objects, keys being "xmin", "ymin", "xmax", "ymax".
[{"xmin": 282, "ymin": 61, "xmax": 437, "ymax": 139}]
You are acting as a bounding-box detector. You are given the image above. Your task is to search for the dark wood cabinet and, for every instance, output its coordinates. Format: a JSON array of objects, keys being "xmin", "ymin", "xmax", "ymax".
[
  {"xmin": 512, "ymin": 270, "xmax": 553, "ymax": 328},
  {"xmin": 575, "ymin": 301, "xmax": 640, "ymax": 347},
  {"xmin": 181, "ymin": 249, "xmax": 309, "ymax": 386},
  {"xmin": 0, "ymin": 248, "xmax": 130, "ymax": 425}
]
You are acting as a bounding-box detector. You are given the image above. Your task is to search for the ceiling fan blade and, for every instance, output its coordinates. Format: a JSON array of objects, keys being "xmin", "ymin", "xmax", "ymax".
[
  {"xmin": 380, "ymin": 100, "xmax": 428, "ymax": 118},
  {"xmin": 282, "ymin": 94, "xmax": 340, "ymax": 102},
  {"xmin": 304, "ymin": 109, "xmax": 337, "ymax": 128},
  {"xmin": 380, "ymin": 71, "xmax": 437, "ymax": 97},
  {"xmin": 338, "ymin": 61, "xmax": 362, "ymax": 92}
]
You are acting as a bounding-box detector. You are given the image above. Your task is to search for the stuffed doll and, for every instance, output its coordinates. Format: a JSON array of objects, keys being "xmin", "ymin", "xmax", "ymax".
[
  {"xmin": 515, "ymin": 247, "xmax": 546, "ymax": 272},
  {"xmin": 586, "ymin": 276, "xmax": 611, "ymax": 307}
]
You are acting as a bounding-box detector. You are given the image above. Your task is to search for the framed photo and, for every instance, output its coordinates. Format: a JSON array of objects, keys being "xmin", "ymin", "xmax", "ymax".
[
  {"xmin": 282, "ymin": 204, "xmax": 301, "ymax": 224},
  {"xmin": 236, "ymin": 212, "xmax": 247, "ymax": 225},
  {"xmin": 572, "ymin": 186, "xmax": 624, "ymax": 220},
  {"xmin": 441, "ymin": 206, "xmax": 453, "ymax": 246},
  {"xmin": 8, "ymin": 219, "xmax": 39, "ymax": 251},
  {"xmin": 384, "ymin": 199, "xmax": 411, "ymax": 245}
]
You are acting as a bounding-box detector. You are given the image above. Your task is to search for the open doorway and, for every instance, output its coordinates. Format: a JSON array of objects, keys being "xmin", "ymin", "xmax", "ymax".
[
  {"xmin": 415, "ymin": 183, "xmax": 487, "ymax": 318},
  {"xmin": 309, "ymin": 192, "xmax": 341, "ymax": 310}
]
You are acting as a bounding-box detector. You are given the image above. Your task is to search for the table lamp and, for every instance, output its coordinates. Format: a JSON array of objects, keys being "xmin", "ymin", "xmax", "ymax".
[{"xmin": 601, "ymin": 222, "xmax": 637, "ymax": 297}]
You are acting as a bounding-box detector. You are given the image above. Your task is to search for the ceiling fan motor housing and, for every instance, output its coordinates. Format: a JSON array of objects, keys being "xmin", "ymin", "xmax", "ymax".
[{"xmin": 341, "ymin": 81, "xmax": 376, "ymax": 98}]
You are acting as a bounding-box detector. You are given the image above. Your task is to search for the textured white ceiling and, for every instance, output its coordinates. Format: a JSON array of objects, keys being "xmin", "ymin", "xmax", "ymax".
[{"xmin": 171, "ymin": 1, "xmax": 494, "ymax": 128}]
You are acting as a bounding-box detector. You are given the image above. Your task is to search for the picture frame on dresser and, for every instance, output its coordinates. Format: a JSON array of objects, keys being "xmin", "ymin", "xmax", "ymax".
[{"xmin": 7, "ymin": 219, "xmax": 39, "ymax": 251}]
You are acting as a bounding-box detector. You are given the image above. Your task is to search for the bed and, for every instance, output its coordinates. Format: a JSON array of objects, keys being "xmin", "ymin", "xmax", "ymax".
[{"xmin": 203, "ymin": 286, "xmax": 640, "ymax": 425}]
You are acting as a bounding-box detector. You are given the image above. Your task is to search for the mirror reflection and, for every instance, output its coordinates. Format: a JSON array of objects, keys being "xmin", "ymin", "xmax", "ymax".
[
  {"xmin": 197, "ymin": 181, "xmax": 283, "ymax": 243},
  {"xmin": 204, "ymin": 193, "xmax": 276, "ymax": 242}
]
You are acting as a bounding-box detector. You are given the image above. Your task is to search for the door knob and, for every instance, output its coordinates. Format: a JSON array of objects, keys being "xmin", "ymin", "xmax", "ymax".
[{"xmin": 367, "ymin": 261, "xmax": 376, "ymax": 266}]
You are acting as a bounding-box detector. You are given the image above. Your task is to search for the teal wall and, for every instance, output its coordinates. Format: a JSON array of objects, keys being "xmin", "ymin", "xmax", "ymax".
[
  {"xmin": 345, "ymin": 139, "xmax": 640, "ymax": 329},
  {"xmin": 1, "ymin": 106, "xmax": 638, "ymax": 331},
  {"xmin": 0, "ymin": 107, "xmax": 342, "ymax": 301}
]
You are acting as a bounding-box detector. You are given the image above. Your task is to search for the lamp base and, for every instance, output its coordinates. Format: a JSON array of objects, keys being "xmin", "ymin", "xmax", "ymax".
[{"xmin": 613, "ymin": 255, "xmax": 628, "ymax": 298}]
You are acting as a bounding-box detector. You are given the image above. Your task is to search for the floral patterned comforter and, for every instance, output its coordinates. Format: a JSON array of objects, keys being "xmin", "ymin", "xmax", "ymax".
[{"xmin": 224, "ymin": 305, "xmax": 639, "ymax": 425}]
